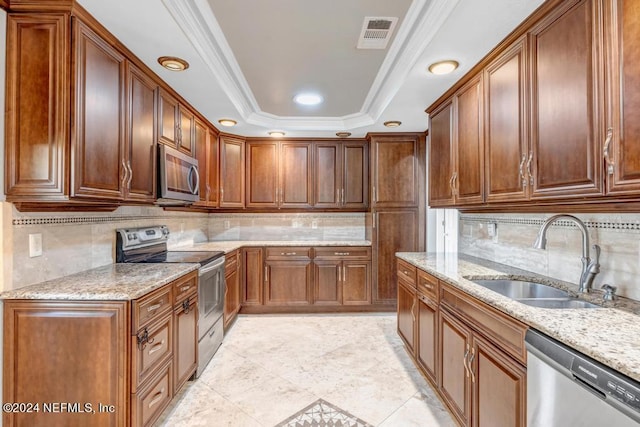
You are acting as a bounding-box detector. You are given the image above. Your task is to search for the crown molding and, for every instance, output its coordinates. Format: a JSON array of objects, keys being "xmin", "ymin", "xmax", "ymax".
[{"xmin": 162, "ymin": 0, "xmax": 457, "ymax": 131}]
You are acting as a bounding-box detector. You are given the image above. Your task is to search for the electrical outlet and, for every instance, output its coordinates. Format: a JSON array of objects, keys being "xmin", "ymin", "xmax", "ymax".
[
  {"xmin": 487, "ymin": 222, "xmax": 497, "ymax": 238},
  {"xmin": 29, "ymin": 233, "xmax": 43, "ymax": 257},
  {"xmin": 311, "ymin": 220, "xmax": 318, "ymax": 229}
]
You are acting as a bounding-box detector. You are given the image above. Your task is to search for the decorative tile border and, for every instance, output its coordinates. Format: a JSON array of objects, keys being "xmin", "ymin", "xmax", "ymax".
[
  {"xmin": 12, "ymin": 215, "xmax": 203, "ymax": 227},
  {"xmin": 460, "ymin": 215, "xmax": 640, "ymax": 231},
  {"xmin": 274, "ymin": 399, "xmax": 373, "ymax": 427}
]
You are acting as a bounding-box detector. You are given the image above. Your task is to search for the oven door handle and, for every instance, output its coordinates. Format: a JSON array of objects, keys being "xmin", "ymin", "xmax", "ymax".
[{"xmin": 198, "ymin": 257, "xmax": 225, "ymax": 275}]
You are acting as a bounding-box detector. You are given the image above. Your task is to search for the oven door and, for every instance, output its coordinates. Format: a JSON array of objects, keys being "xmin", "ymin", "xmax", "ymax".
[{"xmin": 198, "ymin": 257, "xmax": 225, "ymax": 338}]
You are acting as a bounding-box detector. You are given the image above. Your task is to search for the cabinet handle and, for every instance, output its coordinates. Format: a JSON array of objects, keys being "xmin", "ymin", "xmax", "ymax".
[
  {"xmin": 372, "ymin": 186, "xmax": 376, "ymax": 202},
  {"xmin": 148, "ymin": 339, "xmax": 165, "ymax": 356},
  {"xmin": 449, "ymin": 174, "xmax": 455, "ymax": 194},
  {"xmin": 126, "ymin": 161, "xmax": 133, "ymax": 188},
  {"xmin": 469, "ymin": 347, "xmax": 476, "ymax": 383},
  {"xmin": 343, "ymin": 265, "xmax": 346, "ymax": 282},
  {"xmin": 264, "ymin": 265, "xmax": 268, "ymax": 283},
  {"xmin": 121, "ymin": 159, "xmax": 128, "ymax": 189},
  {"xmin": 220, "ymin": 187, "xmax": 224, "ymax": 202},
  {"xmin": 181, "ymin": 285, "xmax": 191, "ymax": 292},
  {"xmin": 518, "ymin": 153, "xmax": 527, "ymax": 188},
  {"xmin": 280, "ymin": 252, "xmax": 297, "ymax": 256},
  {"xmin": 334, "ymin": 252, "xmax": 350, "ymax": 256},
  {"xmin": 148, "ymin": 388, "xmax": 165, "ymax": 408},
  {"xmin": 421, "ymin": 281, "xmax": 433, "ymax": 289},
  {"xmin": 341, "ymin": 188, "xmax": 344, "ymax": 204},
  {"xmin": 453, "ymin": 172, "xmax": 458, "ymax": 195},
  {"xmin": 183, "ymin": 299, "xmax": 191, "ymax": 314},
  {"xmin": 410, "ymin": 299, "xmax": 416, "ymax": 322},
  {"xmin": 338, "ymin": 266, "xmax": 342, "ymax": 282},
  {"xmin": 147, "ymin": 303, "xmax": 162, "ymax": 312},
  {"xmin": 372, "ymin": 212, "xmax": 376, "ymax": 229},
  {"xmin": 463, "ymin": 344, "xmax": 470, "ymax": 378},
  {"xmin": 603, "ymin": 127, "xmax": 614, "ymax": 175},
  {"xmin": 206, "ymin": 183, "xmax": 211, "ymax": 201},
  {"xmin": 526, "ymin": 151, "xmax": 533, "ymax": 185}
]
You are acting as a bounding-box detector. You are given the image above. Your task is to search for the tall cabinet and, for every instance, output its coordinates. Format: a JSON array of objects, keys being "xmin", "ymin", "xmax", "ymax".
[{"xmin": 369, "ymin": 133, "xmax": 426, "ymax": 305}]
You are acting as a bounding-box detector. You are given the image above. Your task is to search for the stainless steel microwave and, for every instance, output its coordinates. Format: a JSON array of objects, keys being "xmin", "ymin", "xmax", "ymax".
[{"xmin": 157, "ymin": 145, "xmax": 200, "ymax": 204}]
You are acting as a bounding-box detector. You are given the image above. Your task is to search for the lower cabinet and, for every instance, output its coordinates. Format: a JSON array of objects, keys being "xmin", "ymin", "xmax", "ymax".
[
  {"xmin": 265, "ymin": 250, "xmax": 313, "ymax": 305},
  {"xmin": 314, "ymin": 247, "xmax": 372, "ymax": 305},
  {"xmin": 223, "ymin": 249, "xmax": 241, "ymax": 329},
  {"xmin": 396, "ymin": 257, "xmax": 527, "ymax": 427},
  {"xmin": 3, "ymin": 270, "xmax": 199, "ymax": 427},
  {"xmin": 242, "ymin": 247, "xmax": 264, "ymax": 306}
]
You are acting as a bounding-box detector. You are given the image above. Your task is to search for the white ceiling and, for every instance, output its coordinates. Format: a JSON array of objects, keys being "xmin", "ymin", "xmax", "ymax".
[{"xmin": 77, "ymin": 0, "xmax": 545, "ymax": 138}]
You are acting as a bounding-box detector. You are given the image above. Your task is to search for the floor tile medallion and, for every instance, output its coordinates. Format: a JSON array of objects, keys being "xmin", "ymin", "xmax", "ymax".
[{"xmin": 275, "ymin": 398, "xmax": 373, "ymax": 427}]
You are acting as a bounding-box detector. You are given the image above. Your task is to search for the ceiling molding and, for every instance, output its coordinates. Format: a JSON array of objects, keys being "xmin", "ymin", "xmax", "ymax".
[{"xmin": 162, "ymin": 0, "xmax": 458, "ymax": 131}]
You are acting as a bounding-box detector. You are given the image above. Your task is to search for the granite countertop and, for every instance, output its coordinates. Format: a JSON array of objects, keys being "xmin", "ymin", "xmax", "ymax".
[
  {"xmin": 396, "ymin": 252, "xmax": 640, "ymax": 383},
  {"xmin": 0, "ymin": 263, "xmax": 199, "ymax": 301},
  {"xmin": 171, "ymin": 240, "xmax": 372, "ymax": 254}
]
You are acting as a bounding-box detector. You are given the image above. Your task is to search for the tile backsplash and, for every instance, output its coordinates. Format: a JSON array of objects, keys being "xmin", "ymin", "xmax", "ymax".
[
  {"xmin": 459, "ymin": 213, "xmax": 640, "ymax": 301},
  {"xmin": 2, "ymin": 203, "xmax": 366, "ymax": 291}
]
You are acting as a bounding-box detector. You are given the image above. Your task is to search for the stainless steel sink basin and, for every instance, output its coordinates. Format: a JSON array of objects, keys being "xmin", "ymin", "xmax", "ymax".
[
  {"xmin": 472, "ymin": 279, "xmax": 569, "ymax": 299},
  {"xmin": 471, "ymin": 279, "xmax": 600, "ymax": 309},
  {"xmin": 518, "ymin": 299, "xmax": 600, "ymax": 309}
]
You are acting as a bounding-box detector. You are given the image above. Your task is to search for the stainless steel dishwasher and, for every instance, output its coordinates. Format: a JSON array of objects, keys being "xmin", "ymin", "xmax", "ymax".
[{"xmin": 526, "ymin": 329, "xmax": 640, "ymax": 426}]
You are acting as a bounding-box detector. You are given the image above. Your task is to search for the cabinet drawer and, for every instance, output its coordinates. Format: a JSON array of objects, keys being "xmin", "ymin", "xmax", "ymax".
[
  {"xmin": 225, "ymin": 250, "xmax": 238, "ymax": 272},
  {"xmin": 265, "ymin": 247, "xmax": 312, "ymax": 260},
  {"xmin": 132, "ymin": 359, "xmax": 173, "ymax": 427},
  {"xmin": 397, "ymin": 259, "xmax": 417, "ymax": 288},
  {"xmin": 440, "ymin": 283, "xmax": 527, "ymax": 364},
  {"xmin": 173, "ymin": 271, "xmax": 197, "ymax": 305},
  {"xmin": 133, "ymin": 284, "xmax": 172, "ymax": 332},
  {"xmin": 417, "ymin": 269, "xmax": 438, "ymax": 300},
  {"xmin": 314, "ymin": 246, "xmax": 371, "ymax": 260},
  {"xmin": 132, "ymin": 313, "xmax": 173, "ymax": 391}
]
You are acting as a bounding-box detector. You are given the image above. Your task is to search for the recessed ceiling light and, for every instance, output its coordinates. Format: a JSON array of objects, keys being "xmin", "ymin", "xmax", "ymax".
[
  {"xmin": 336, "ymin": 132, "xmax": 352, "ymax": 138},
  {"xmin": 158, "ymin": 56, "xmax": 189, "ymax": 72},
  {"xmin": 428, "ymin": 60, "xmax": 459, "ymax": 75},
  {"xmin": 268, "ymin": 131, "xmax": 286, "ymax": 137},
  {"xmin": 218, "ymin": 119, "xmax": 237, "ymax": 127},
  {"xmin": 384, "ymin": 121, "xmax": 402, "ymax": 128},
  {"xmin": 293, "ymin": 93, "xmax": 324, "ymax": 106}
]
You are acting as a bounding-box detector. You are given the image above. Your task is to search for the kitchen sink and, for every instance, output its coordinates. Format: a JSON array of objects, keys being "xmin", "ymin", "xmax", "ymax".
[{"xmin": 471, "ymin": 279, "xmax": 600, "ymax": 309}]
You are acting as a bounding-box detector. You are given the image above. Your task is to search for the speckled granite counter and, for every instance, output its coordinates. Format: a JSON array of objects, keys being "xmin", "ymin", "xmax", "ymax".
[
  {"xmin": 396, "ymin": 252, "xmax": 640, "ymax": 383},
  {"xmin": 171, "ymin": 240, "xmax": 372, "ymax": 254},
  {"xmin": 0, "ymin": 263, "xmax": 198, "ymax": 300}
]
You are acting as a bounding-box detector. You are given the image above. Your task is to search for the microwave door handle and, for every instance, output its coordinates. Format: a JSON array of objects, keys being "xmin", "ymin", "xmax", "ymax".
[{"xmin": 190, "ymin": 165, "xmax": 200, "ymax": 195}]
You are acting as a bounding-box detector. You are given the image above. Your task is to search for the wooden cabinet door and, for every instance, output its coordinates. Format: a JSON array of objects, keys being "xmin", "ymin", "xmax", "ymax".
[
  {"xmin": 429, "ymin": 100, "xmax": 455, "ymax": 207},
  {"xmin": 373, "ymin": 209, "xmax": 419, "ymax": 304},
  {"xmin": 219, "ymin": 135, "xmax": 245, "ymax": 207},
  {"xmin": 471, "ymin": 335, "xmax": 526, "ymax": 427},
  {"xmin": 174, "ymin": 296, "xmax": 198, "ymax": 394},
  {"xmin": 242, "ymin": 247, "xmax": 264, "ymax": 305},
  {"xmin": 71, "ymin": 19, "xmax": 126, "ymax": 200},
  {"xmin": 280, "ymin": 141, "xmax": 313, "ymax": 208},
  {"xmin": 417, "ymin": 292, "xmax": 438, "ymax": 385},
  {"xmin": 158, "ymin": 89, "xmax": 178, "ymax": 149},
  {"xmin": 3, "ymin": 301, "xmax": 128, "ymax": 427},
  {"xmin": 342, "ymin": 141, "xmax": 369, "ymax": 209},
  {"xmin": 246, "ymin": 141, "xmax": 278, "ymax": 208},
  {"xmin": 314, "ymin": 260, "xmax": 341, "ymax": 305},
  {"xmin": 125, "ymin": 62, "xmax": 156, "ymax": 202},
  {"xmin": 455, "ymin": 75, "xmax": 484, "ymax": 204},
  {"xmin": 342, "ymin": 260, "xmax": 371, "ymax": 305},
  {"xmin": 397, "ymin": 279, "xmax": 416, "ymax": 353},
  {"xmin": 5, "ymin": 14, "xmax": 69, "ymax": 200},
  {"xmin": 484, "ymin": 37, "xmax": 529, "ymax": 203},
  {"xmin": 529, "ymin": 0, "xmax": 603, "ymax": 199},
  {"xmin": 178, "ymin": 106, "xmax": 195, "ymax": 156},
  {"xmin": 265, "ymin": 260, "xmax": 312, "ymax": 305},
  {"xmin": 195, "ymin": 119, "xmax": 210, "ymax": 204},
  {"xmin": 604, "ymin": 0, "xmax": 640, "ymax": 194},
  {"xmin": 439, "ymin": 308, "xmax": 472, "ymax": 427},
  {"xmin": 371, "ymin": 135, "xmax": 420, "ymax": 207},
  {"xmin": 314, "ymin": 142, "xmax": 341, "ymax": 208},
  {"xmin": 224, "ymin": 264, "xmax": 240, "ymax": 328}
]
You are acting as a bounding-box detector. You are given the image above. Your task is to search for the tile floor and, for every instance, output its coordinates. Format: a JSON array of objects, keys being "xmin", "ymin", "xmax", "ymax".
[{"xmin": 157, "ymin": 314, "xmax": 456, "ymax": 427}]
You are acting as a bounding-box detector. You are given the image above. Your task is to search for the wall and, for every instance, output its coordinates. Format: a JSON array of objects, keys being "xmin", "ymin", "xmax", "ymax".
[{"xmin": 459, "ymin": 213, "xmax": 640, "ymax": 301}]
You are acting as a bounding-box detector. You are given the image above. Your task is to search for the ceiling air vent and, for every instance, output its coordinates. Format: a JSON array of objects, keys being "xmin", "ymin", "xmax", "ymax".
[{"xmin": 357, "ymin": 16, "xmax": 398, "ymax": 49}]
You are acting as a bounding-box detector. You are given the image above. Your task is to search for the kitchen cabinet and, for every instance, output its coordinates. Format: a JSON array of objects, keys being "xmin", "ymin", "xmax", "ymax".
[
  {"xmin": 219, "ymin": 134, "xmax": 246, "ymax": 208},
  {"xmin": 173, "ymin": 275, "xmax": 198, "ymax": 394},
  {"xmin": 397, "ymin": 274, "xmax": 417, "ymax": 353},
  {"xmin": 224, "ymin": 250, "xmax": 241, "ymax": 329},
  {"xmin": 157, "ymin": 89, "xmax": 195, "ymax": 156},
  {"xmin": 529, "ymin": 0, "xmax": 603, "ymax": 200},
  {"xmin": 313, "ymin": 247, "xmax": 371, "ymax": 305},
  {"xmin": 246, "ymin": 140, "xmax": 313, "ymax": 209},
  {"xmin": 314, "ymin": 141, "xmax": 369, "ymax": 209},
  {"xmin": 3, "ymin": 270, "xmax": 199, "ymax": 427},
  {"xmin": 603, "ymin": 0, "xmax": 640, "ymax": 195},
  {"xmin": 484, "ymin": 37, "xmax": 529, "ymax": 203},
  {"xmin": 416, "ymin": 270, "xmax": 439, "ymax": 385},
  {"xmin": 242, "ymin": 247, "xmax": 264, "ymax": 306},
  {"xmin": 195, "ymin": 119, "xmax": 219, "ymax": 207},
  {"xmin": 428, "ymin": 75, "xmax": 484, "ymax": 207},
  {"xmin": 264, "ymin": 247, "xmax": 313, "ymax": 305}
]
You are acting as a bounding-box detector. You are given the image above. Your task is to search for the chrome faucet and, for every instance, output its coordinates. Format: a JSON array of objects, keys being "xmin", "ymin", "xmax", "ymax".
[{"xmin": 533, "ymin": 214, "xmax": 601, "ymax": 293}]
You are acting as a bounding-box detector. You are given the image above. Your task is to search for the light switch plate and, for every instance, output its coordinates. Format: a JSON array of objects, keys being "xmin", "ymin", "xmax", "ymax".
[
  {"xmin": 29, "ymin": 233, "xmax": 43, "ymax": 257},
  {"xmin": 487, "ymin": 222, "xmax": 497, "ymax": 238}
]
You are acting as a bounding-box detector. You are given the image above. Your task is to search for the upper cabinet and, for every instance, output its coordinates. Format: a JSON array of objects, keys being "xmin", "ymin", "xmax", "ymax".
[
  {"xmin": 604, "ymin": 0, "xmax": 640, "ymax": 195},
  {"xmin": 194, "ymin": 119, "xmax": 219, "ymax": 207},
  {"xmin": 313, "ymin": 141, "xmax": 369, "ymax": 209},
  {"xmin": 157, "ymin": 89, "xmax": 195, "ymax": 157},
  {"xmin": 219, "ymin": 134, "xmax": 246, "ymax": 208}
]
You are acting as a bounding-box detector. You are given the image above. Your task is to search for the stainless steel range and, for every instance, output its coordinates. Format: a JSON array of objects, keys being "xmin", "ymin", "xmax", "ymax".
[{"xmin": 116, "ymin": 225, "xmax": 225, "ymax": 378}]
